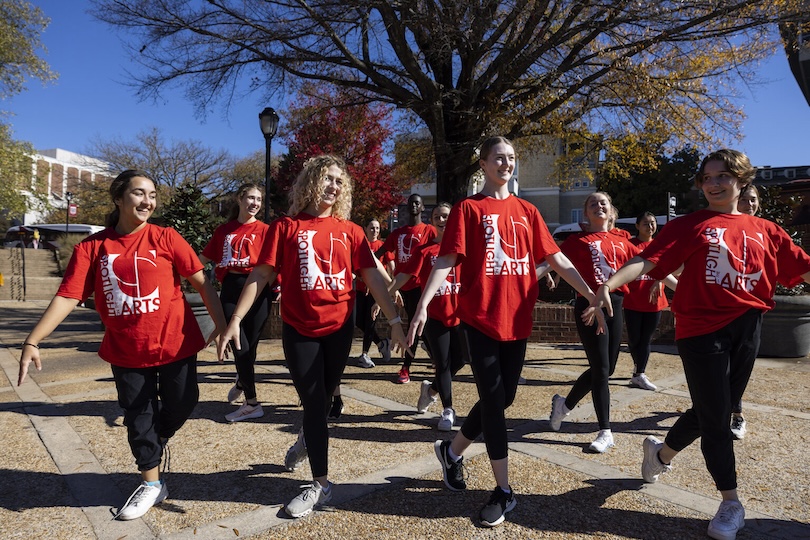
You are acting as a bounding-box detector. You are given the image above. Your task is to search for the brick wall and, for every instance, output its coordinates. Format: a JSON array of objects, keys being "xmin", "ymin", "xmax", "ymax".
[{"xmin": 261, "ymin": 300, "xmax": 676, "ymax": 344}]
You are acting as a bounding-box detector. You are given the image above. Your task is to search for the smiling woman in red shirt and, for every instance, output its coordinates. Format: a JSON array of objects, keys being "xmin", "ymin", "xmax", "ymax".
[
  {"xmin": 218, "ymin": 155, "xmax": 407, "ymax": 519},
  {"xmin": 18, "ymin": 170, "xmax": 227, "ymax": 521},
  {"xmin": 590, "ymin": 150, "xmax": 810, "ymax": 540}
]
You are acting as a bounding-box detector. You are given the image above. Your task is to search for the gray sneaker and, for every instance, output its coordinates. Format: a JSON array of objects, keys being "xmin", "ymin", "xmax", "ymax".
[
  {"xmin": 377, "ymin": 338, "xmax": 391, "ymax": 362},
  {"xmin": 284, "ymin": 430, "xmax": 308, "ymax": 472},
  {"xmin": 356, "ymin": 353, "xmax": 375, "ymax": 368},
  {"xmin": 438, "ymin": 407, "xmax": 455, "ymax": 432},
  {"xmin": 227, "ymin": 378, "xmax": 244, "ymax": 403},
  {"xmin": 417, "ymin": 380, "xmax": 437, "ymax": 413},
  {"xmin": 730, "ymin": 416, "xmax": 747, "ymax": 440},
  {"xmin": 707, "ymin": 500, "xmax": 745, "ymax": 540},
  {"xmin": 641, "ymin": 435, "xmax": 672, "ymax": 483},
  {"xmin": 114, "ymin": 481, "xmax": 168, "ymax": 520},
  {"xmin": 285, "ymin": 482, "xmax": 332, "ymax": 518},
  {"xmin": 549, "ymin": 394, "xmax": 569, "ymax": 431}
]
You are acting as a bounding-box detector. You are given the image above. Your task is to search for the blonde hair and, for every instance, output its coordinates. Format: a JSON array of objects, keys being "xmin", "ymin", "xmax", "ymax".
[{"xmin": 288, "ymin": 155, "xmax": 353, "ymax": 220}]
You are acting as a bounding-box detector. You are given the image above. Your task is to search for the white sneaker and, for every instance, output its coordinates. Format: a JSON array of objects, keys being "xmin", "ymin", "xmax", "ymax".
[
  {"xmin": 417, "ymin": 380, "xmax": 438, "ymax": 413},
  {"xmin": 357, "ymin": 353, "xmax": 375, "ymax": 368},
  {"xmin": 438, "ymin": 407, "xmax": 455, "ymax": 431},
  {"xmin": 588, "ymin": 429, "xmax": 615, "ymax": 453},
  {"xmin": 549, "ymin": 394, "xmax": 570, "ymax": 431},
  {"xmin": 285, "ymin": 482, "xmax": 332, "ymax": 518},
  {"xmin": 227, "ymin": 378, "xmax": 244, "ymax": 403},
  {"xmin": 730, "ymin": 416, "xmax": 747, "ymax": 440},
  {"xmin": 114, "ymin": 481, "xmax": 168, "ymax": 520},
  {"xmin": 284, "ymin": 430, "xmax": 308, "ymax": 472},
  {"xmin": 641, "ymin": 435, "xmax": 672, "ymax": 483},
  {"xmin": 629, "ymin": 373, "xmax": 657, "ymax": 391},
  {"xmin": 225, "ymin": 403, "xmax": 264, "ymax": 422},
  {"xmin": 707, "ymin": 500, "xmax": 745, "ymax": 540},
  {"xmin": 377, "ymin": 338, "xmax": 391, "ymax": 362}
]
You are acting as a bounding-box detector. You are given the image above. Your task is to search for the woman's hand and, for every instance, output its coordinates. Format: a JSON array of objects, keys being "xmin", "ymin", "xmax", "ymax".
[
  {"xmin": 18, "ymin": 344, "xmax": 42, "ymax": 386},
  {"xmin": 217, "ymin": 318, "xmax": 242, "ymax": 362},
  {"xmin": 406, "ymin": 308, "xmax": 428, "ymax": 348}
]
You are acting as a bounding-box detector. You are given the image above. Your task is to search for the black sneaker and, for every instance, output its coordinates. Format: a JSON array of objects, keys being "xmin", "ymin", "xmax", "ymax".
[
  {"xmin": 434, "ymin": 440, "xmax": 466, "ymax": 491},
  {"xmin": 480, "ymin": 486, "xmax": 516, "ymax": 527},
  {"xmin": 328, "ymin": 395, "xmax": 344, "ymax": 419}
]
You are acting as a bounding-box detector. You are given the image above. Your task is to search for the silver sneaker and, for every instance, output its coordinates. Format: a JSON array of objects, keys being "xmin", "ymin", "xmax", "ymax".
[
  {"xmin": 114, "ymin": 481, "xmax": 168, "ymax": 520},
  {"xmin": 730, "ymin": 416, "xmax": 747, "ymax": 440},
  {"xmin": 227, "ymin": 378, "xmax": 244, "ymax": 403},
  {"xmin": 588, "ymin": 429, "xmax": 615, "ymax": 453},
  {"xmin": 284, "ymin": 430, "xmax": 308, "ymax": 472},
  {"xmin": 356, "ymin": 353, "xmax": 375, "ymax": 368},
  {"xmin": 707, "ymin": 500, "xmax": 745, "ymax": 540},
  {"xmin": 629, "ymin": 373, "xmax": 657, "ymax": 391},
  {"xmin": 377, "ymin": 338, "xmax": 391, "ymax": 362},
  {"xmin": 549, "ymin": 394, "xmax": 569, "ymax": 431},
  {"xmin": 285, "ymin": 482, "xmax": 332, "ymax": 518},
  {"xmin": 417, "ymin": 380, "xmax": 438, "ymax": 413},
  {"xmin": 438, "ymin": 407, "xmax": 455, "ymax": 431},
  {"xmin": 641, "ymin": 435, "xmax": 672, "ymax": 483},
  {"xmin": 225, "ymin": 403, "xmax": 264, "ymax": 423}
]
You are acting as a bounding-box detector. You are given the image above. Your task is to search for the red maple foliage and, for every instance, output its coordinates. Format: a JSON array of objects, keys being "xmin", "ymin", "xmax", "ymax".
[{"xmin": 275, "ymin": 85, "xmax": 408, "ymax": 227}]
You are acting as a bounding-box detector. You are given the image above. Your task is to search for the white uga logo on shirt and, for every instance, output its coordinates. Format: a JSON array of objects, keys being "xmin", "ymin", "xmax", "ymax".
[
  {"xmin": 704, "ymin": 227, "xmax": 763, "ymax": 291},
  {"xmin": 220, "ymin": 233, "xmax": 256, "ymax": 269},
  {"xmin": 100, "ymin": 251, "xmax": 161, "ymax": 316},
  {"xmin": 297, "ymin": 229, "xmax": 349, "ymax": 291},
  {"xmin": 431, "ymin": 254, "xmax": 461, "ymax": 296},
  {"xmin": 587, "ymin": 239, "xmax": 628, "ymax": 285},
  {"xmin": 397, "ymin": 232, "xmax": 422, "ymax": 263},
  {"xmin": 482, "ymin": 214, "xmax": 531, "ymax": 276}
]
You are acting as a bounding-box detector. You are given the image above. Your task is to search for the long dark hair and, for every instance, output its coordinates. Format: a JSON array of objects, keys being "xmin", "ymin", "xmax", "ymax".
[
  {"xmin": 105, "ymin": 170, "xmax": 154, "ymax": 228},
  {"xmin": 227, "ymin": 183, "xmax": 262, "ymax": 221}
]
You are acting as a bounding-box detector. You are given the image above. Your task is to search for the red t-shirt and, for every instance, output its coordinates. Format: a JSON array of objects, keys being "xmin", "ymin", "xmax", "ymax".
[
  {"xmin": 202, "ymin": 219, "xmax": 270, "ymax": 283},
  {"xmin": 57, "ymin": 224, "xmax": 206, "ymax": 368},
  {"xmin": 379, "ymin": 222, "xmax": 436, "ymax": 291},
  {"xmin": 356, "ymin": 238, "xmax": 384, "ymax": 293},
  {"xmin": 622, "ymin": 238, "xmax": 669, "ymax": 312},
  {"xmin": 399, "ymin": 240, "xmax": 461, "ymax": 327},
  {"xmin": 642, "ymin": 210, "xmax": 810, "ymax": 339},
  {"xmin": 258, "ymin": 213, "xmax": 376, "ymax": 337},
  {"xmin": 560, "ymin": 230, "xmax": 640, "ymax": 296},
  {"xmin": 440, "ymin": 194, "xmax": 559, "ymax": 341}
]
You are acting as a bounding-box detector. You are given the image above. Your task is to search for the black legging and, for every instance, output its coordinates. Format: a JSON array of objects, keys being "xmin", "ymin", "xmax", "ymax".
[
  {"xmin": 354, "ymin": 290, "xmax": 382, "ymax": 353},
  {"xmin": 666, "ymin": 309, "xmax": 761, "ymax": 491},
  {"xmin": 400, "ymin": 287, "xmax": 423, "ymax": 369},
  {"xmin": 220, "ymin": 273, "xmax": 273, "ymax": 400},
  {"xmin": 566, "ymin": 294, "xmax": 624, "ymax": 430},
  {"xmin": 624, "ymin": 308, "xmax": 661, "ymax": 374},
  {"xmin": 423, "ymin": 318, "xmax": 466, "ymax": 409},
  {"xmin": 458, "ymin": 323, "xmax": 526, "ymax": 461},
  {"xmin": 282, "ymin": 317, "xmax": 354, "ymax": 478}
]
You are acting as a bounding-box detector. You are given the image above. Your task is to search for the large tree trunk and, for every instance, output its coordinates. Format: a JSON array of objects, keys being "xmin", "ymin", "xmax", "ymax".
[{"xmin": 431, "ymin": 111, "xmax": 484, "ymax": 204}]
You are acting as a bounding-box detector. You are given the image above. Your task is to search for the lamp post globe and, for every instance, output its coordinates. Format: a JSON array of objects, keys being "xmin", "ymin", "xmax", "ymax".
[{"xmin": 259, "ymin": 107, "xmax": 280, "ymax": 223}]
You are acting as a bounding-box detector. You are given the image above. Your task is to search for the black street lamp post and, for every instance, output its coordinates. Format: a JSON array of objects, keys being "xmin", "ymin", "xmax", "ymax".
[
  {"xmin": 65, "ymin": 191, "xmax": 74, "ymax": 233},
  {"xmin": 259, "ymin": 107, "xmax": 280, "ymax": 223}
]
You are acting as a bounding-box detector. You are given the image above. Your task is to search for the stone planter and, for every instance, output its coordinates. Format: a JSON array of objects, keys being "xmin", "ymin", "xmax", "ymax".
[{"xmin": 759, "ymin": 295, "xmax": 810, "ymax": 358}]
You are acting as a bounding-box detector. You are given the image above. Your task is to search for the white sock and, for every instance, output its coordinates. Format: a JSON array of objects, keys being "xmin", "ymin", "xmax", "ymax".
[{"xmin": 447, "ymin": 447, "xmax": 462, "ymax": 463}]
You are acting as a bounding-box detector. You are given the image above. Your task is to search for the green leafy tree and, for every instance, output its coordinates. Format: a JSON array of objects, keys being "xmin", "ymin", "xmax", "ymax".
[
  {"xmin": 0, "ymin": 0, "xmax": 57, "ymax": 223},
  {"xmin": 161, "ymin": 183, "xmax": 218, "ymax": 255},
  {"xmin": 91, "ymin": 0, "xmax": 804, "ymax": 202},
  {"xmin": 598, "ymin": 144, "xmax": 702, "ymax": 218}
]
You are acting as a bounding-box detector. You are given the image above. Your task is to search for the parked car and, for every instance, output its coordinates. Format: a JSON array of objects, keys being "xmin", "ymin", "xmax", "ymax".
[{"xmin": 3, "ymin": 223, "xmax": 105, "ymax": 249}]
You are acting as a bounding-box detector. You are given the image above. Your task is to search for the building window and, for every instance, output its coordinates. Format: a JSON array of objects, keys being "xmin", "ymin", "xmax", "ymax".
[
  {"xmin": 571, "ymin": 209, "xmax": 583, "ymax": 224},
  {"xmin": 582, "ymin": 180, "xmax": 590, "ymax": 187}
]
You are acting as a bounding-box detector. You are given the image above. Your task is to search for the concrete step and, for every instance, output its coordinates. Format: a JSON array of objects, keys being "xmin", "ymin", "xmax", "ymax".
[{"xmin": 0, "ymin": 276, "xmax": 62, "ymax": 301}]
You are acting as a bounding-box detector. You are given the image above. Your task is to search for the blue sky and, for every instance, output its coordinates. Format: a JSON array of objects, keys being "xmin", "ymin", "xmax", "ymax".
[{"xmin": 6, "ymin": 1, "xmax": 810, "ymax": 167}]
